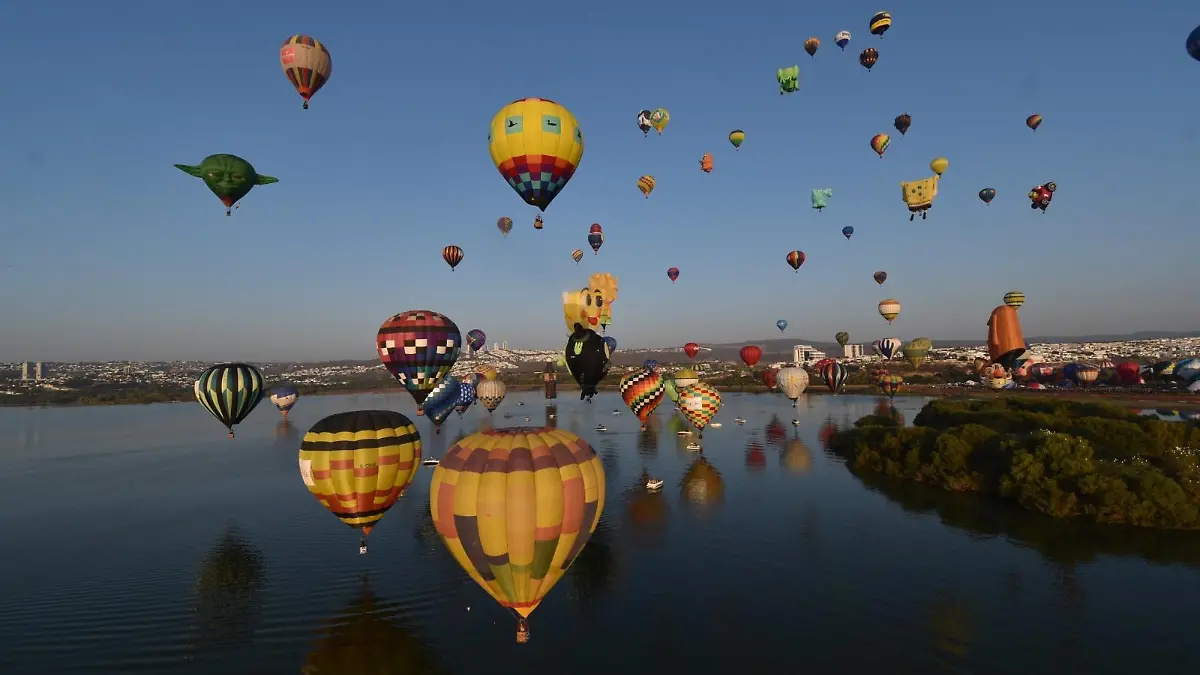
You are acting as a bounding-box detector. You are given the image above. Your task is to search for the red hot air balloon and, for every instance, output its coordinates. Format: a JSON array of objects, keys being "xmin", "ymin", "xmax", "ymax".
[
  {"xmin": 1115, "ymin": 361, "xmax": 1141, "ymax": 385},
  {"xmin": 683, "ymin": 342, "xmax": 700, "ymax": 359},
  {"xmin": 442, "ymin": 245, "xmax": 464, "ymax": 270},
  {"xmin": 762, "ymin": 367, "xmax": 779, "ymax": 390},
  {"xmin": 740, "ymin": 345, "xmax": 763, "ymax": 368},
  {"xmin": 667, "ymin": 267, "xmax": 680, "ymax": 283},
  {"xmin": 786, "ymin": 250, "xmax": 806, "ymax": 272}
]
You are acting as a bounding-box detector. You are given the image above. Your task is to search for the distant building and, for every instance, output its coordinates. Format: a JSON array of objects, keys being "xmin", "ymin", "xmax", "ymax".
[
  {"xmin": 34, "ymin": 362, "xmax": 47, "ymax": 380},
  {"xmin": 842, "ymin": 344, "xmax": 864, "ymax": 358},
  {"xmin": 792, "ymin": 345, "xmax": 827, "ymax": 365},
  {"xmin": 20, "ymin": 362, "xmax": 33, "ymax": 381},
  {"xmin": 501, "ymin": 340, "xmax": 508, "ymax": 350}
]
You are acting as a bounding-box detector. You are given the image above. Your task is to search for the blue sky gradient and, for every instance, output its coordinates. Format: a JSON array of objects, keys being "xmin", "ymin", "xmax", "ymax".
[{"xmin": 3, "ymin": 1, "xmax": 1199, "ymax": 361}]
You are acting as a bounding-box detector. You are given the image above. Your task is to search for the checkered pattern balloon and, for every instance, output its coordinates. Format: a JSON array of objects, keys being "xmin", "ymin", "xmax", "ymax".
[
  {"xmin": 619, "ymin": 368, "xmax": 666, "ymax": 424},
  {"xmin": 424, "ymin": 376, "xmax": 461, "ymax": 432},
  {"xmin": 678, "ymin": 382, "xmax": 722, "ymax": 434},
  {"xmin": 377, "ymin": 310, "xmax": 462, "ymax": 406}
]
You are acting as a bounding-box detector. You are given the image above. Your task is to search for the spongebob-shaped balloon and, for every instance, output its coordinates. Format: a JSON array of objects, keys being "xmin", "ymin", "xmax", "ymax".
[
  {"xmin": 900, "ymin": 175, "xmax": 939, "ymax": 221},
  {"xmin": 588, "ymin": 272, "xmax": 619, "ymax": 331},
  {"xmin": 811, "ymin": 188, "xmax": 832, "ymax": 212},
  {"xmin": 562, "ymin": 286, "xmax": 610, "ymax": 401}
]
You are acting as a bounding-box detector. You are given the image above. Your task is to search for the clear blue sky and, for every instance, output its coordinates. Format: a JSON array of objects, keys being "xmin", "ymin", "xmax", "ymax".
[{"xmin": 3, "ymin": 2, "xmax": 1198, "ymax": 362}]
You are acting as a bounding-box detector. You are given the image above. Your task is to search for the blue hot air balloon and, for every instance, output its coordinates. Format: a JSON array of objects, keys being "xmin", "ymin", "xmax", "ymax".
[
  {"xmin": 423, "ymin": 375, "xmax": 461, "ymax": 433},
  {"xmin": 1189, "ymin": 25, "xmax": 1200, "ymax": 62},
  {"xmin": 455, "ymin": 381, "xmax": 477, "ymax": 416},
  {"xmin": 269, "ymin": 385, "xmax": 299, "ymax": 419},
  {"xmin": 841, "ymin": 226, "xmax": 854, "ymax": 240},
  {"xmin": 776, "ymin": 319, "xmax": 788, "ymax": 333},
  {"xmin": 466, "ymin": 329, "xmax": 487, "ymax": 353},
  {"xmin": 643, "ymin": 359, "xmax": 658, "ymax": 371},
  {"xmin": 603, "ymin": 336, "xmax": 618, "ymax": 352}
]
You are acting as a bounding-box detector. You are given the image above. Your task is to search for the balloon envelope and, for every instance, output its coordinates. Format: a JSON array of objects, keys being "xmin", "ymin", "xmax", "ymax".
[
  {"xmin": 195, "ymin": 363, "xmax": 266, "ymax": 437},
  {"xmin": 488, "ymin": 98, "xmax": 584, "ymax": 211}
]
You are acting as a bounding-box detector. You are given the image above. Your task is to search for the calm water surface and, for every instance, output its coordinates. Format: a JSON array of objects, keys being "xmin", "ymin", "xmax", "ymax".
[{"xmin": 2, "ymin": 391, "xmax": 1199, "ymax": 674}]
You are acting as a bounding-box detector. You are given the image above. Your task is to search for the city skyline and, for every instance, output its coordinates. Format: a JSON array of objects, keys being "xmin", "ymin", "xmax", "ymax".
[{"xmin": 3, "ymin": 3, "xmax": 1199, "ymax": 361}]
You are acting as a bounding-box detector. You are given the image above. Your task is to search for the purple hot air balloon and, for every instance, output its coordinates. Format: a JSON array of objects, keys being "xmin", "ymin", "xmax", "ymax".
[
  {"xmin": 466, "ymin": 329, "xmax": 486, "ymax": 353},
  {"xmin": 667, "ymin": 267, "xmax": 680, "ymax": 283}
]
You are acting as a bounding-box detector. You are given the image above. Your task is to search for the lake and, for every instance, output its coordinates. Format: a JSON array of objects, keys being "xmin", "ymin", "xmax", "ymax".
[{"xmin": 2, "ymin": 390, "xmax": 1199, "ymax": 674}]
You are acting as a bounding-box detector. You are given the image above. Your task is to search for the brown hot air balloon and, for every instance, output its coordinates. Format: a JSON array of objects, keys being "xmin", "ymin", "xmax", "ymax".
[
  {"xmin": 894, "ymin": 113, "xmax": 911, "ymax": 135},
  {"xmin": 859, "ymin": 48, "xmax": 879, "ymax": 71},
  {"xmin": 441, "ymin": 245, "xmax": 464, "ymax": 270},
  {"xmin": 804, "ymin": 37, "xmax": 821, "ymax": 57}
]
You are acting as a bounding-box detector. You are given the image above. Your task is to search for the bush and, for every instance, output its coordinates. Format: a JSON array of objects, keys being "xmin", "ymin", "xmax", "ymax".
[{"xmin": 829, "ymin": 397, "xmax": 1200, "ymax": 530}]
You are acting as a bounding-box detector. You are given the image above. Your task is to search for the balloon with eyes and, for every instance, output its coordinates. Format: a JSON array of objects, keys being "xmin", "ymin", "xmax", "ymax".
[
  {"xmin": 1028, "ymin": 181, "xmax": 1056, "ymax": 213},
  {"xmin": 562, "ymin": 286, "xmax": 612, "ymax": 401}
]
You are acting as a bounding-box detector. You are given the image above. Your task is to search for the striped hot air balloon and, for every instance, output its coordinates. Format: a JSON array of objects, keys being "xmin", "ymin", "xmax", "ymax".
[
  {"xmin": 442, "ymin": 245, "xmax": 464, "ymax": 270},
  {"xmin": 430, "ymin": 427, "xmax": 605, "ymax": 643},
  {"xmin": 786, "ymin": 250, "xmax": 806, "ymax": 272},
  {"xmin": 637, "ymin": 175, "xmax": 656, "ymax": 198},
  {"xmin": 620, "ymin": 368, "xmax": 666, "ymax": 426},
  {"xmin": 298, "ymin": 410, "xmax": 421, "ymax": 553},
  {"xmin": 1004, "ymin": 291, "xmax": 1025, "ymax": 310},
  {"xmin": 195, "ymin": 363, "xmax": 265, "ymax": 438},
  {"xmin": 280, "ymin": 35, "xmax": 332, "ymax": 109},
  {"xmin": 878, "ymin": 298, "xmax": 901, "ymax": 322},
  {"xmin": 571, "ymin": 249, "xmax": 584, "ymax": 263}
]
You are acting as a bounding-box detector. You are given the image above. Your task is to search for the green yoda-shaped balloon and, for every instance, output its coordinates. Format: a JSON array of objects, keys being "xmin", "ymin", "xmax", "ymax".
[
  {"xmin": 174, "ymin": 154, "xmax": 278, "ymax": 216},
  {"xmin": 811, "ymin": 188, "xmax": 832, "ymax": 211},
  {"xmin": 777, "ymin": 65, "xmax": 799, "ymax": 94}
]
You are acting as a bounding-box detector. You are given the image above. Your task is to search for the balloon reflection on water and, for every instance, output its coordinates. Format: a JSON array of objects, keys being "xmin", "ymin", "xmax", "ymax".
[{"xmin": 680, "ymin": 457, "xmax": 725, "ymax": 512}]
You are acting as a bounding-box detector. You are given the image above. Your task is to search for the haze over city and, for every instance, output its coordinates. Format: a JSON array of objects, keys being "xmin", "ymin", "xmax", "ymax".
[{"xmin": 3, "ymin": 2, "xmax": 1199, "ymax": 362}]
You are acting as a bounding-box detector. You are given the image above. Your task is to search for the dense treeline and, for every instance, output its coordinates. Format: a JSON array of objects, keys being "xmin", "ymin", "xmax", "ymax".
[{"xmin": 829, "ymin": 398, "xmax": 1200, "ymax": 529}]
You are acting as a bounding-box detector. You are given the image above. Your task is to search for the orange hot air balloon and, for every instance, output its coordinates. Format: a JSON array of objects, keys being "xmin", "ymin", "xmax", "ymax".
[
  {"xmin": 987, "ymin": 305, "xmax": 1027, "ymax": 369},
  {"xmin": 1026, "ymin": 114, "xmax": 1043, "ymax": 132},
  {"xmin": 442, "ymin": 245, "xmax": 464, "ymax": 270},
  {"xmin": 804, "ymin": 37, "xmax": 821, "ymax": 57},
  {"xmin": 786, "ymin": 250, "xmax": 806, "ymax": 272},
  {"xmin": 870, "ymin": 133, "xmax": 890, "ymax": 158},
  {"xmin": 740, "ymin": 345, "xmax": 763, "ymax": 368},
  {"xmin": 699, "ymin": 153, "xmax": 713, "ymax": 173},
  {"xmin": 280, "ymin": 35, "xmax": 333, "ymax": 110},
  {"xmin": 683, "ymin": 342, "xmax": 700, "ymax": 359}
]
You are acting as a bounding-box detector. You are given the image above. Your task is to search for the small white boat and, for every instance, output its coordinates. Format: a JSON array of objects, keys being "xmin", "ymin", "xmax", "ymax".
[
  {"xmin": 676, "ymin": 430, "xmax": 693, "ymax": 436},
  {"xmin": 645, "ymin": 478, "xmax": 664, "ymax": 490},
  {"xmin": 523, "ymin": 416, "xmax": 531, "ymax": 422},
  {"xmin": 595, "ymin": 424, "xmax": 608, "ymax": 432},
  {"xmin": 517, "ymin": 402, "xmax": 525, "ymax": 406},
  {"xmin": 734, "ymin": 417, "xmax": 747, "ymax": 425},
  {"xmin": 612, "ymin": 410, "xmax": 622, "ymax": 416},
  {"xmin": 685, "ymin": 442, "xmax": 702, "ymax": 451},
  {"xmin": 710, "ymin": 422, "xmax": 722, "ymax": 428},
  {"xmin": 791, "ymin": 419, "xmax": 801, "ymax": 426},
  {"xmin": 422, "ymin": 458, "xmax": 440, "ymax": 466}
]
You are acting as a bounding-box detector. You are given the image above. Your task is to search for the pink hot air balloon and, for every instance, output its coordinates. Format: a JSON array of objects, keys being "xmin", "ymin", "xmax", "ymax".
[{"xmin": 667, "ymin": 267, "xmax": 680, "ymax": 283}]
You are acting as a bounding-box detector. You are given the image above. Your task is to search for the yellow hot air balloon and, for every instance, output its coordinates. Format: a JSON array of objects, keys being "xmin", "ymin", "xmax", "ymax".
[
  {"xmin": 878, "ymin": 298, "xmax": 901, "ymax": 323},
  {"xmin": 571, "ymin": 248, "xmax": 584, "ymax": 263},
  {"xmin": 430, "ymin": 427, "xmax": 605, "ymax": 643},
  {"xmin": 589, "ymin": 272, "xmax": 619, "ymax": 329},
  {"xmin": 488, "ymin": 98, "xmax": 584, "ymax": 211},
  {"xmin": 649, "ymin": 107, "xmax": 670, "ymax": 134},
  {"xmin": 298, "ymin": 410, "xmax": 422, "ymax": 553},
  {"xmin": 637, "ymin": 175, "xmax": 656, "ymax": 198},
  {"xmin": 1004, "ymin": 291, "xmax": 1026, "ymax": 309},
  {"xmin": 930, "ymin": 157, "xmax": 949, "ymax": 176}
]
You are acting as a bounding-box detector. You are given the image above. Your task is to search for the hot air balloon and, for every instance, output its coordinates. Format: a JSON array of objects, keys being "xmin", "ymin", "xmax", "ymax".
[
  {"xmin": 979, "ymin": 188, "xmax": 996, "ymax": 205},
  {"xmin": 820, "ymin": 361, "xmax": 847, "ymax": 393},
  {"xmin": 1189, "ymin": 26, "xmax": 1200, "ymax": 61},
  {"xmin": 740, "ymin": 345, "xmax": 763, "ymax": 368},
  {"xmin": 842, "ymin": 226, "xmax": 854, "ymax": 239},
  {"xmin": 571, "ymin": 249, "xmax": 584, "ymax": 264},
  {"xmin": 903, "ymin": 337, "xmax": 932, "ymax": 367},
  {"xmin": 930, "ymin": 157, "xmax": 949, "ymax": 176},
  {"xmin": 811, "ymin": 188, "xmax": 833, "ymax": 211},
  {"xmin": 422, "ymin": 376, "xmax": 461, "ymax": 433},
  {"xmin": 762, "ymin": 367, "xmax": 779, "ymax": 390},
  {"xmin": 377, "ymin": 310, "xmax": 462, "ymax": 411},
  {"xmin": 804, "ymin": 37, "xmax": 820, "ymax": 57},
  {"xmin": 429, "ymin": 427, "xmax": 604, "ymax": 643},
  {"xmin": 195, "ymin": 363, "xmax": 265, "ymax": 438},
  {"xmin": 280, "ymin": 35, "xmax": 332, "ymax": 109},
  {"xmin": 836, "ymin": 331, "xmax": 850, "ymax": 347},
  {"xmin": 455, "ymin": 381, "xmax": 477, "ymax": 415},
  {"xmin": 869, "ymin": 11, "xmax": 892, "ymax": 36},
  {"xmin": 534, "ymin": 214, "xmax": 544, "ymax": 229},
  {"xmin": 871, "ymin": 337, "xmax": 899, "ymax": 360},
  {"xmin": 1004, "ymin": 291, "xmax": 1025, "ymax": 310},
  {"xmin": 987, "ymin": 305, "xmax": 1026, "ymax": 369},
  {"xmin": 870, "ymin": 133, "xmax": 890, "ymax": 158},
  {"xmin": 442, "ymin": 245, "xmax": 464, "ymax": 270},
  {"xmin": 620, "ymin": 369, "xmax": 666, "ymax": 428},
  {"xmin": 588, "ymin": 223, "xmax": 604, "ymax": 254},
  {"xmin": 588, "ymin": 272, "xmax": 619, "ymax": 333},
  {"xmin": 643, "ymin": 359, "xmax": 658, "ymax": 371},
  {"xmin": 497, "ymin": 216, "xmax": 513, "ymax": 236},
  {"xmin": 859, "ymin": 48, "xmax": 878, "ymax": 71},
  {"xmin": 675, "ymin": 367, "xmax": 700, "ymax": 390},
  {"xmin": 174, "ymin": 155, "xmax": 278, "ymax": 216},
  {"xmin": 1115, "ymin": 361, "xmax": 1142, "ymax": 385},
  {"xmin": 488, "ymin": 98, "xmax": 584, "ymax": 211},
  {"xmin": 667, "ymin": 267, "xmax": 680, "ymax": 283},
  {"xmin": 636, "ymin": 109, "xmax": 653, "ymax": 135},
  {"xmin": 729, "ymin": 130, "xmax": 745, "ymax": 149},
  {"xmin": 298, "ymin": 410, "xmax": 420, "ymax": 553},
  {"xmin": 699, "ymin": 153, "xmax": 714, "ymax": 173},
  {"xmin": 678, "ymin": 382, "xmax": 722, "ymax": 438},
  {"xmin": 476, "ymin": 378, "xmax": 507, "ymax": 413},
  {"xmin": 563, "ymin": 297, "xmax": 611, "ymax": 401},
  {"xmin": 649, "ymin": 108, "xmax": 670, "ymax": 134},
  {"xmin": 878, "ymin": 299, "xmax": 901, "ymax": 323},
  {"xmin": 683, "ymin": 342, "xmax": 700, "ymax": 359},
  {"xmin": 1029, "ymin": 181, "xmax": 1056, "ymax": 212},
  {"xmin": 901, "ymin": 175, "xmax": 939, "ymax": 220},
  {"xmin": 269, "ymin": 385, "xmax": 298, "ymax": 419},
  {"xmin": 874, "ymin": 271, "xmax": 888, "ymax": 285},
  {"xmin": 777, "ymin": 367, "xmax": 809, "ymax": 406},
  {"xmin": 835, "ymin": 31, "xmax": 851, "ymax": 49},
  {"xmin": 776, "ymin": 319, "xmax": 788, "ymax": 333},
  {"xmin": 1026, "ymin": 114, "xmax": 1042, "ymax": 132},
  {"xmin": 777, "ymin": 65, "xmax": 799, "ymax": 94},
  {"xmin": 878, "ymin": 374, "xmax": 903, "ymax": 399},
  {"xmin": 637, "ymin": 175, "xmax": 656, "ymax": 198},
  {"xmin": 603, "ymin": 336, "xmax": 618, "ymax": 353},
  {"xmin": 786, "ymin": 250, "xmax": 806, "ymax": 272},
  {"xmin": 466, "ymin": 329, "xmax": 487, "ymax": 353},
  {"xmin": 894, "ymin": 113, "xmax": 911, "ymax": 135},
  {"xmin": 476, "ymin": 365, "xmax": 500, "ymax": 382}
]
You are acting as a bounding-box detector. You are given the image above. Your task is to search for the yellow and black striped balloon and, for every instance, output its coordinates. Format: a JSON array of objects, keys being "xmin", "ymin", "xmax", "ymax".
[
  {"xmin": 298, "ymin": 410, "xmax": 422, "ymax": 551},
  {"xmin": 637, "ymin": 175, "xmax": 656, "ymax": 198},
  {"xmin": 1003, "ymin": 291, "xmax": 1026, "ymax": 310},
  {"xmin": 869, "ymin": 11, "xmax": 892, "ymax": 37},
  {"xmin": 194, "ymin": 363, "xmax": 265, "ymax": 438}
]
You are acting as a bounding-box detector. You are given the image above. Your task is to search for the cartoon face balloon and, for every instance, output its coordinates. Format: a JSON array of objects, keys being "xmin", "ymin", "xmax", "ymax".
[{"xmin": 174, "ymin": 154, "xmax": 278, "ymax": 216}]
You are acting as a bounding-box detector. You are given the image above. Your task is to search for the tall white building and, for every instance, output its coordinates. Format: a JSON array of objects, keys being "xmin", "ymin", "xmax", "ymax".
[
  {"xmin": 34, "ymin": 362, "xmax": 47, "ymax": 380},
  {"xmin": 20, "ymin": 362, "xmax": 33, "ymax": 381},
  {"xmin": 842, "ymin": 344, "xmax": 864, "ymax": 358},
  {"xmin": 792, "ymin": 344, "xmax": 827, "ymax": 364}
]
